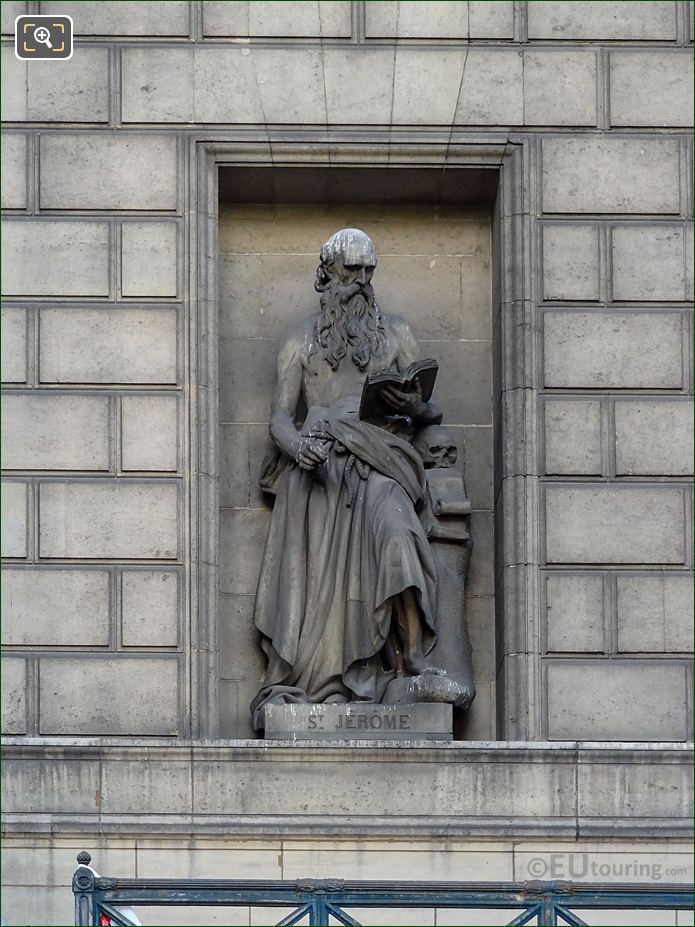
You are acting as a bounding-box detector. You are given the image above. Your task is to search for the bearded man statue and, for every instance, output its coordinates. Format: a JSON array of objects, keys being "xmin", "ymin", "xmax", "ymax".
[{"xmin": 249, "ymin": 228, "xmax": 448, "ymax": 731}]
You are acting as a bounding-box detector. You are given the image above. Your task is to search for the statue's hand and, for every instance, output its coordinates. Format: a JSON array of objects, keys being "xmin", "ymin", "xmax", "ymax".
[
  {"xmin": 297, "ymin": 437, "xmax": 330, "ymax": 470},
  {"xmin": 380, "ymin": 380, "xmax": 427, "ymax": 418}
]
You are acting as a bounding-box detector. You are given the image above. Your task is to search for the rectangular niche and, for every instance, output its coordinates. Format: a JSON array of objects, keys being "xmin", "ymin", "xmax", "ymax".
[{"xmin": 217, "ymin": 166, "xmax": 498, "ymax": 739}]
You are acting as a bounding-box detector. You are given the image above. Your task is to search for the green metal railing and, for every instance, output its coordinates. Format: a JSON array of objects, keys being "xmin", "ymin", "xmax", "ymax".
[{"xmin": 72, "ymin": 852, "xmax": 694, "ymax": 927}]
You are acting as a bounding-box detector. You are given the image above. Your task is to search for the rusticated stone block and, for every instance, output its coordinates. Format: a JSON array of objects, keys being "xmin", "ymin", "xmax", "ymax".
[
  {"xmin": 1, "ymin": 481, "xmax": 27, "ymax": 558},
  {"xmin": 542, "ymin": 137, "xmax": 680, "ymax": 214},
  {"xmin": 1, "ymin": 134, "xmax": 27, "ymax": 209},
  {"xmin": 121, "ymin": 395, "xmax": 178, "ymax": 472},
  {"xmin": 524, "ymin": 51, "xmax": 597, "ymax": 127},
  {"xmin": 39, "ymin": 482, "xmax": 179, "ymax": 559},
  {"xmin": 1, "ymin": 308, "xmax": 27, "ymax": 384},
  {"xmin": 546, "ymin": 660, "xmax": 687, "ymax": 741},
  {"xmin": 1, "ymin": 657, "xmax": 27, "ymax": 734},
  {"xmin": 545, "ymin": 486, "xmax": 685, "ymax": 565},
  {"xmin": 615, "ymin": 400, "xmax": 693, "ymax": 476},
  {"xmin": 544, "ymin": 399, "xmax": 602, "ymax": 475},
  {"xmin": 40, "ymin": 135, "xmax": 177, "ymax": 210},
  {"xmin": 121, "ymin": 222, "xmax": 178, "ymax": 298},
  {"xmin": 617, "ymin": 574, "xmax": 694, "ymax": 653},
  {"xmin": 1, "ymin": 569, "xmax": 110, "ymax": 646},
  {"xmin": 2, "ymin": 221, "xmax": 109, "ymax": 297},
  {"xmin": 543, "ymin": 311, "xmax": 682, "ymax": 389},
  {"xmin": 39, "ymin": 308, "xmax": 177, "ymax": 384},
  {"xmin": 610, "ymin": 51, "xmax": 693, "ymax": 127},
  {"xmin": 545, "ymin": 574, "xmax": 604, "ymax": 653},
  {"xmin": 366, "ymin": 1, "xmax": 513, "ymax": 39},
  {"xmin": 121, "ymin": 570, "xmax": 179, "ymax": 648},
  {"xmin": 1, "ymin": 394, "xmax": 109, "ymax": 471},
  {"xmin": 3, "ymin": 47, "xmax": 109, "ymax": 123},
  {"xmin": 528, "ymin": 2, "xmax": 677, "ymax": 40},
  {"xmin": 38, "ymin": 657, "xmax": 179, "ymax": 735},
  {"xmin": 42, "ymin": 1, "xmax": 189, "ymax": 35},
  {"xmin": 204, "ymin": 1, "xmax": 351, "ymax": 37},
  {"xmin": 612, "ymin": 226, "xmax": 687, "ymax": 302},
  {"xmin": 542, "ymin": 225, "xmax": 599, "ymax": 301}
]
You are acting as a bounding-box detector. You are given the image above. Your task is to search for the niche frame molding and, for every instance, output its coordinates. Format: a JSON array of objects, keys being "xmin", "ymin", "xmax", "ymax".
[{"xmin": 188, "ymin": 130, "xmax": 540, "ymax": 741}]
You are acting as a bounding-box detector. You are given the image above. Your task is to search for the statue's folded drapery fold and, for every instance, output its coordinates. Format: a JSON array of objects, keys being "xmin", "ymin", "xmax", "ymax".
[{"xmin": 250, "ymin": 418, "xmax": 437, "ymax": 731}]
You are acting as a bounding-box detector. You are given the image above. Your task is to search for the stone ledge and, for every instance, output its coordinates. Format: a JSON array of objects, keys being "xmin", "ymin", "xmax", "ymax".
[{"xmin": 1, "ymin": 739, "xmax": 691, "ymax": 840}]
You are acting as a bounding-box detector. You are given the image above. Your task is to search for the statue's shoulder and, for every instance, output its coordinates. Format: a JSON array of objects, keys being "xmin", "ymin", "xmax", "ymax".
[
  {"xmin": 382, "ymin": 313, "xmax": 417, "ymax": 342},
  {"xmin": 278, "ymin": 315, "xmax": 316, "ymax": 353}
]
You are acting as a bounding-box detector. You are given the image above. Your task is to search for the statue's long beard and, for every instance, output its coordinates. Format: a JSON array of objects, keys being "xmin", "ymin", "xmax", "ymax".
[{"xmin": 313, "ymin": 280, "xmax": 386, "ymax": 371}]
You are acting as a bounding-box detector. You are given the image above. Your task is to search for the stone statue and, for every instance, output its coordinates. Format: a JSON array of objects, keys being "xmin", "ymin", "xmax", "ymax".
[{"xmin": 250, "ymin": 228, "xmax": 474, "ymax": 731}]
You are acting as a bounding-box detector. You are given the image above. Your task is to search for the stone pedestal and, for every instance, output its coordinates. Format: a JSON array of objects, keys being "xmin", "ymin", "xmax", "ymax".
[{"xmin": 264, "ymin": 702, "xmax": 453, "ymax": 741}]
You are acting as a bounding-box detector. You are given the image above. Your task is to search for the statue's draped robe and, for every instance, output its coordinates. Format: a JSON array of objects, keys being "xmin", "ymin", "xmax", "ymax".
[{"xmin": 250, "ymin": 418, "xmax": 437, "ymax": 730}]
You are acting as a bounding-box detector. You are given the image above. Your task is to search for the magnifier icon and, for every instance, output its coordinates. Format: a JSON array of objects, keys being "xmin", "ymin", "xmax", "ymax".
[{"xmin": 34, "ymin": 25, "xmax": 53, "ymax": 48}]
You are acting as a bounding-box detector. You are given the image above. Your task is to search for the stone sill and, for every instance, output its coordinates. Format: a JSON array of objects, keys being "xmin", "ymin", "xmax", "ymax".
[{"xmin": 2, "ymin": 739, "xmax": 692, "ymax": 840}]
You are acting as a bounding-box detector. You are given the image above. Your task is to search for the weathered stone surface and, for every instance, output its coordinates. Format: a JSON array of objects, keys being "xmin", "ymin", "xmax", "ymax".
[
  {"xmin": 393, "ymin": 49, "xmax": 470, "ymax": 127},
  {"xmin": 527, "ymin": 2, "xmax": 677, "ymax": 40},
  {"xmin": 1, "ymin": 657, "xmax": 27, "ymax": 734},
  {"xmin": 324, "ymin": 48, "xmax": 396, "ymax": 126},
  {"xmin": 121, "ymin": 571, "xmax": 179, "ymax": 648},
  {"xmin": 39, "ymin": 482, "xmax": 179, "ymax": 559},
  {"xmin": 253, "ymin": 49, "xmax": 326, "ymax": 126},
  {"xmin": 546, "ymin": 661, "xmax": 688, "ymax": 741},
  {"xmin": 28, "ymin": 48, "xmax": 109, "ymax": 122},
  {"xmin": 612, "ymin": 226, "xmax": 687, "ymax": 302},
  {"xmin": 121, "ymin": 48, "xmax": 195, "ymax": 123},
  {"xmin": 615, "ymin": 400, "xmax": 693, "ymax": 476},
  {"xmin": 2, "ymin": 221, "xmax": 109, "ymax": 297},
  {"xmin": 1, "ymin": 394, "xmax": 109, "ymax": 471},
  {"xmin": 610, "ymin": 51, "xmax": 693, "ymax": 127},
  {"xmin": 219, "ymin": 338, "xmax": 276, "ymax": 423},
  {"xmin": 40, "ymin": 135, "xmax": 177, "ymax": 210},
  {"xmin": 542, "ymin": 225, "xmax": 599, "ymax": 301},
  {"xmin": 121, "ymin": 222, "xmax": 178, "ymax": 298},
  {"xmin": 543, "ymin": 311, "xmax": 683, "ymax": 388},
  {"xmin": 545, "ymin": 487, "xmax": 686, "ymax": 565},
  {"xmin": 265, "ymin": 703, "xmax": 452, "ymax": 741},
  {"xmin": 42, "ymin": 1, "xmax": 190, "ymax": 34},
  {"xmin": 1, "ymin": 1, "xmax": 25, "ymax": 34},
  {"xmin": 3, "ymin": 46, "xmax": 109, "ymax": 123},
  {"xmin": 524, "ymin": 51, "xmax": 597, "ymax": 126},
  {"xmin": 545, "ymin": 574, "xmax": 604, "ymax": 653},
  {"xmin": 38, "ymin": 658, "xmax": 179, "ymax": 735},
  {"xmin": 121, "ymin": 395, "xmax": 178, "ymax": 472},
  {"xmin": 1, "ymin": 481, "xmax": 27, "ymax": 558},
  {"xmin": 3, "ymin": 740, "xmax": 690, "ymax": 837},
  {"xmin": 203, "ymin": 1, "xmax": 351, "ymax": 37},
  {"xmin": 219, "ymin": 508, "xmax": 271, "ymax": 595},
  {"xmin": 366, "ymin": 2, "xmax": 513, "ymax": 38},
  {"xmin": 425, "ymin": 340, "xmax": 493, "ymax": 425},
  {"xmin": 1, "ymin": 47, "xmax": 24, "ymax": 121},
  {"xmin": 542, "ymin": 137, "xmax": 680, "ymax": 214},
  {"xmin": 1, "ymin": 569, "xmax": 110, "ymax": 646},
  {"xmin": 1, "ymin": 308, "xmax": 27, "ymax": 383},
  {"xmin": 544, "ymin": 399, "xmax": 602, "ymax": 475},
  {"xmin": 1, "ymin": 134, "xmax": 27, "ymax": 209},
  {"xmin": 617, "ymin": 574, "xmax": 694, "ymax": 653},
  {"xmin": 0, "ymin": 842, "xmax": 136, "ymax": 885},
  {"xmin": 455, "ymin": 49, "xmax": 523, "ymax": 125},
  {"xmin": 39, "ymin": 308, "xmax": 177, "ymax": 384}
]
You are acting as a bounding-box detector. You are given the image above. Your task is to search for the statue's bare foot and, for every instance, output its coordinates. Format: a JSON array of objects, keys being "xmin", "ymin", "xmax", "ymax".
[{"xmin": 404, "ymin": 656, "xmax": 448, "ymax": 677}]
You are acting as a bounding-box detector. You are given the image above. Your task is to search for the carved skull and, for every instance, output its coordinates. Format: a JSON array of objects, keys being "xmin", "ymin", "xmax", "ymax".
[{"xmin": 413, "ymin": 425, "xmax": 458, "ymax": 469}]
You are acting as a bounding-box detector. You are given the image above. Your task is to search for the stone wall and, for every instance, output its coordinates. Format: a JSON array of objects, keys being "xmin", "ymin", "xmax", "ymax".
[
  {"xmin": 2, "ymin": 0, "xmax": 693, "ymax": 743},
  {"xmin": 1, "ymin": 2, "xmax": 693, "ymax": 924}
]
